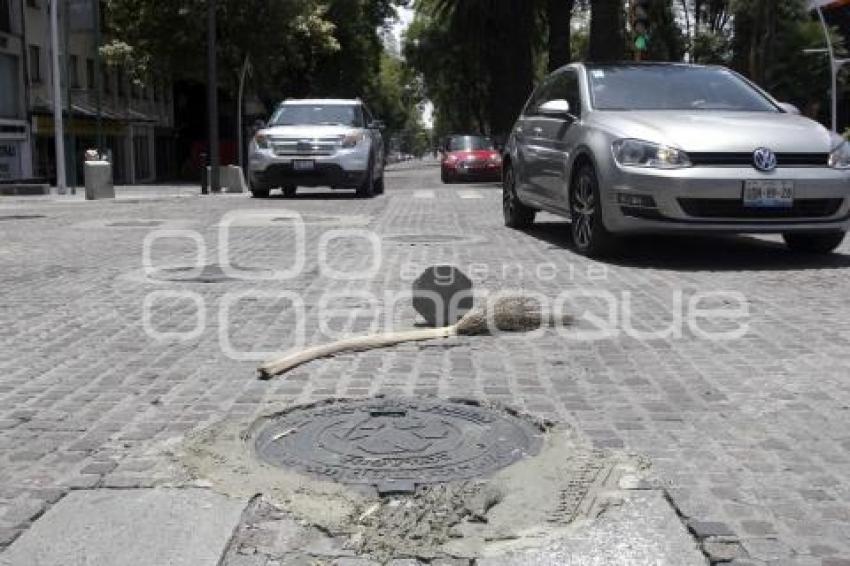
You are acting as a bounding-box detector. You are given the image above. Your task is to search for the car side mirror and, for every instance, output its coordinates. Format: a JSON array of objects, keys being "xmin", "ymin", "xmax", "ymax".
[
  {"xmin": 778, "ymin": 102, "xmax": 800, "ymax": 115},
  {"xmin": 539, "ymin": 99, "xmax": 572, "ymax": 118}
]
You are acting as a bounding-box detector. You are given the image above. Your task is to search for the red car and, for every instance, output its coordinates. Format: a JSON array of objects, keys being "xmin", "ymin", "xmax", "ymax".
[{"xmin": 440, "ymin": 135, "xmax": 502, "ymax": 183}]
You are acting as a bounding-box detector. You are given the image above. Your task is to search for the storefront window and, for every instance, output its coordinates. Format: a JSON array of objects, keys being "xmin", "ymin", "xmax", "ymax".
[
  {"xmin": 0, "ymin": 53, "xmax": 20, "ymax": 118},
  {"xmin": 0, "ymin": 0, "xmax": 11, "ymax": 33}
]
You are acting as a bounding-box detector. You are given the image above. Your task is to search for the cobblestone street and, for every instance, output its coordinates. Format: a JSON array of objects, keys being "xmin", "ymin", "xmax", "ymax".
[{"xmin": 1, "ymin": 162, "xmax": 850, "ymax": 565}]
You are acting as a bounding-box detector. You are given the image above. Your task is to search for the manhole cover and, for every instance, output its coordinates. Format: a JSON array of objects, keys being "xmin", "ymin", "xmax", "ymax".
[
  {"xmin": 385, "ymin": 234, "xmax": 473, "ymax": 245},
  {"xmin": 0, "ymin": 215, "xmax": 46, "ymax": 221},
  {"xmin": 272, "ymin": 215, "xmax": 343, "ymax": 224},
  {"xmin": 152, "ymin": 263, "xmax": 269, "ymax": 283},
  {"xmin": 108, "ymin": 220, "xmax": 163, "ymax": 228},
  {"xmin": 253, "ymin": 398, "xmax": 543, "ymax": 492}
]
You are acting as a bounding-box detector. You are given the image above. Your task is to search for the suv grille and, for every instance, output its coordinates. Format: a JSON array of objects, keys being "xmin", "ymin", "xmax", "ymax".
[
  {"xmin": 271, "ymin": 137, "xmax": 341, "ymax": 157},
  {"xmin": 678, "ymin": 198, "xmax": 843, "ymax": 219},
  {"xmin": 688, "ymin": 153, "xmax": 828, "ymax": 167}
]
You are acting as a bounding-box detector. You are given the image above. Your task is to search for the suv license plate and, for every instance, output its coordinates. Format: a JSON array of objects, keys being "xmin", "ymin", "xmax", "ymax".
[
  {"xmin": 293, "ymin": 160, "xmax": 315, "ymax": 171},
  {"xmin": 743, "ymin": 180, "xmax": 794, "ymax": 208}
]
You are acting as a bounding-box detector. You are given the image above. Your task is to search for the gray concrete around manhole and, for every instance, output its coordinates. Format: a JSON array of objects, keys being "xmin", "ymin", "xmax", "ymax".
[
  {"xmin": 0, "ymin": 489, "xmax": 247, "ymax": 566},
  {"xmin": 252, "ymin": 398, "xmax": 544, "ymax": 492},
  {"xmin": 476, "ymin": 491, "xmax": 707, "ymax": 566}
]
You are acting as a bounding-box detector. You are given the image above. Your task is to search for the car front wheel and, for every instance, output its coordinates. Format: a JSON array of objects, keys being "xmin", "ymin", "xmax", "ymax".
[
  {"xmin": 783, "ymin": 231, "xmax": 846, "ymax": 254},
  {"xmin": 502, "ymin": 165, "xmax": 535, "ymax": 229},
  {"xmin": 356, "ymin": 156, "xmax": 375, "ymax": 198},
  {"xmin": 570, "ymin": 164, "xmax": 616, "ymax": 257}
]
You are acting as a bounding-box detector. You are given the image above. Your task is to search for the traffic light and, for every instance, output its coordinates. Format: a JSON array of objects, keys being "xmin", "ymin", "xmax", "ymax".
[{"xmin": 633, "ymin": 0, "xmax": 651, "ymax": 54}]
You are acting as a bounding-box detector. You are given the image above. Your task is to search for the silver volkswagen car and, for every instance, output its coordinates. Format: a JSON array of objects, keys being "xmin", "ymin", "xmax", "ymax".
[{"xmin": 502, "ymin": 63, "xmax": 850, "ymax": 256}]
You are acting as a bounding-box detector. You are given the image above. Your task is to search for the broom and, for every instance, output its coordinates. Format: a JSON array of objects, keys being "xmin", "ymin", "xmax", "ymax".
[{"xmin": 258, "ymin": 296, "xmax": 556, "ymax": 379}]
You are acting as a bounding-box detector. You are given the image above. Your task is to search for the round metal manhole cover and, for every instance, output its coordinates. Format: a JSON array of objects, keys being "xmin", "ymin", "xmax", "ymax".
[
  {"xmin": 384, "ymin": 234, "xmax": 477, "ymax": 246},
  {"xmin": 107, "ymin": 220, "xmax": 164, "ymax": 228},
  {"xmin": 151, "ymin": 263, "xmax": 269, "ymax": 283},
  {"xmin": 253, "ymin": 398, "xmax": 543, "ymax": 490},
  {"xmin": 0, "ymin": 214, "xmax": 46, "ymax": 222},
  {"xmin": 272, "ymin": 214, "xmax": 345, "ymax": 224}
]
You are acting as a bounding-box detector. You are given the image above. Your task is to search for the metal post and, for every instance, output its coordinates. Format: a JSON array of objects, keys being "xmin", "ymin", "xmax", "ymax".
[
  {"xmin": 63, "ymin": 0, "xmax": 76, "ymax": 193},
  {"xmin": 237, "ymin": 56, "xmax": 250, "ymax": 170},
  {"xmin": 207, "ymin": 0, "xmax": 219, "ymax": 193},
  {"xmin": 49, "ymin": 0, "xmax": 67, "ymax": 194},
  {"xmin": 93, "ymin": 0, "xmax": 103, "ymax": 155},
  {"xmin": 815, "ymin": 6, "xmax": 839, "ymax": 132}
]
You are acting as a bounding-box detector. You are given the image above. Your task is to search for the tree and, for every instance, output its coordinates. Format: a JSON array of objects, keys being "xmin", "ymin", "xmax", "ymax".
[
  {"xmin": 410, "ymin": 0, "xmax": 541, "ymax": 137},
  {"xmin": 101, "ymin": 0, "xmax": 339, "ymax": 106},
  {"xmin": 589, "ymin": 0, "xmax": 624, "ymax": 62},
  {"xmin": 548, "ymin": 0, "xmax": 576, "ymax": 71}
]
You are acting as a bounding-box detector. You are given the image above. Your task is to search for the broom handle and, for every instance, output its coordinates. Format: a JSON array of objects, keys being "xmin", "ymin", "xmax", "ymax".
[{"xmin": 258, "ymin": 326, "xmax": 457, "ymax": 379}]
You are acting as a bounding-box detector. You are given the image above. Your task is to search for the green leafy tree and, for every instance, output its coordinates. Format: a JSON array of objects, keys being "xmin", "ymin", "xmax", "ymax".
[{"xmin": 589, "ymin": 0, "xmax": 624, "ymax": 62}]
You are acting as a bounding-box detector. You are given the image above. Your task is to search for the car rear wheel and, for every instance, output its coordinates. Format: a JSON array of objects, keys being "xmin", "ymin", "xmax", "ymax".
[
  {"xmin": 282, "ymin": 186, "xmax": 297, "ymax": 198},
  {"xmin": 570, "ymin": 164, "xmax": 616, "ymax": 257},
  {"xmin": 502, "ymin": 165, "xmax": 535, "ymax": 229},
  {"xmin": 782, "ymin": 231, "xmax": 846, "ymax": 254},
  {"xmin": 441, "ymin": 169, "xmax": 452, "ymax": 184}
]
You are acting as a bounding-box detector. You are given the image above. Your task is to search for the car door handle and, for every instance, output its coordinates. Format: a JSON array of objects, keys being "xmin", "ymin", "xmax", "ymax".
[{"xmin": 532, "ymin": 127, "xmax": 543, "ymax": 135}]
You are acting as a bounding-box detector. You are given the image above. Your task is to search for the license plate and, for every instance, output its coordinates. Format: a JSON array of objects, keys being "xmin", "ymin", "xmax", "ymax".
[
  {"xmin": 293, "ymin": 160, "xmax": 315, "ymax": 171},
  {"xmin": 743, "ymin": 180, "xmax": 794, "ymax": 208}
]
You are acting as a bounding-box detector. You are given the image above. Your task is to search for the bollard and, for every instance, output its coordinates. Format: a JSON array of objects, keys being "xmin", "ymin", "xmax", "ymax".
[
  {"xmin": 200, "ymin": 152, "xmax": 209, "ymax": 195},
  {"xmin": 84, "ymin": 161, "xmax": 114, "ymax": 200}
]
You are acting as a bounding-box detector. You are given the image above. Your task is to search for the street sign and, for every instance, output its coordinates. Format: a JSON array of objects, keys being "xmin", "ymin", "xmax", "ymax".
[{"xmin": 412, "ymin": 265, "xmax": 474, "ymax": 327}]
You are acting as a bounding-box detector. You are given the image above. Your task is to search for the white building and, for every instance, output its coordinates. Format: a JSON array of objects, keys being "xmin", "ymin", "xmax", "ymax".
[{"xmin": 0, "ymin": 0, "xmax": 174, "ymax": 185}]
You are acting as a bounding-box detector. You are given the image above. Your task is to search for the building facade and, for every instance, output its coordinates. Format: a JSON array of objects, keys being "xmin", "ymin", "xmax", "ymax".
[
  {"xmin": 0, "ymin": 0, "xmax": 174, "ymax": 185},
  {"xmin": 0, "ymin": 0, "xmax": 31, "ymax": 181}
]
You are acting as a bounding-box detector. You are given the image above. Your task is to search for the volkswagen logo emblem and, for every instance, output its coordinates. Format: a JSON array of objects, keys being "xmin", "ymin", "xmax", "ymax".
[{"xmin": 753, "ymin": 147, "xmax": 778, "ymax": 172}]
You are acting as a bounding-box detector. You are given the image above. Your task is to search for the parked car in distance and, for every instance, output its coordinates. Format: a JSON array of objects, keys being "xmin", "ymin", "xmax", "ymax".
[
  {"xmin": 502, "ymin": 62, "xmax": 850, "ymax": 256},
  {"xmin": 441, "ymin": 135, "xmax": 502, "ymax": 184},
  {"xmin": 248, "ymin": 99, "xmax": 385, "ymax": 198}
]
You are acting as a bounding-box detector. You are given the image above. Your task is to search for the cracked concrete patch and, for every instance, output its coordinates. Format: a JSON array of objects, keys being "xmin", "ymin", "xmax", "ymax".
[{"xmin": 173, "ymin": 407, "xmax": 704, "ymax": 564}]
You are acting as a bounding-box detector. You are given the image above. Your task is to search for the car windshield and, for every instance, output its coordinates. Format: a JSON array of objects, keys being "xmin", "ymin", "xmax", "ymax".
[
  {"xmin": 448, "ymin": 136, "xmax": 494, "ymax": 151},
  {"xmin": 270, "ymin": 104, "xmax": 364, "ymax": 127},
  {"xmin": 587, "ymin": 65, "xmax": 779, "ymax": 112}
]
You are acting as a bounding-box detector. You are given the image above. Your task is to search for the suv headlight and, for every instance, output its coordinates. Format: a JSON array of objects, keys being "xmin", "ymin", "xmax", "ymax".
[
  {"xmin": 341, "ymin": 132, "xmax": 365, "ymax": 148},
  {"xmin": 253, "ymin": 133, "xmax": 270, "ymax": 150},
  {"xmin": 829, "ymin": 141, "xmax": 850, "ymax": 169},
  {"xmin": 612, "ymin": 139, "xmax": 691, "ymax": 169}
]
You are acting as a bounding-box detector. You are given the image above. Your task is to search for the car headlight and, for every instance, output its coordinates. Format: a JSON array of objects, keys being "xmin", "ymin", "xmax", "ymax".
[
  {"xmin": 612, "ymin": 139, "xmax": 691, "ymax": 169},
  {"xmin": 829, "ymin": 141, "xmax": 850, "ymax": 169},
  {"xmin": 254, "ymin": 133, "xmax": 270, "ymax": 150},
  {"xmin": 341, "ymin": 132, "xmax": 365, "ymax": 148}
]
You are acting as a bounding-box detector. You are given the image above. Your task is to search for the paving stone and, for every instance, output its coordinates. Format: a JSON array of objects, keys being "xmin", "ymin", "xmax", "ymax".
[
  {"xmin": 0, "ymin": 173, "xmax": 849, "ymax": 565},
  {"xmin": 0, "ymin": 489, "xmax": 247, "ymax": 566},
  {"xmin": 688, "ymin": 521, "xmax": 737, "ymax": 539}
]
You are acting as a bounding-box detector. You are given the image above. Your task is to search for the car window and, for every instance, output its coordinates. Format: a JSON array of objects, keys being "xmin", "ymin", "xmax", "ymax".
[
  {"xmin": 270, "ymin": 104, "xmax": 365, "ymax": 127},
  {"xmin": 447, "ymin": 136, "xmax": 494, "ymax": 151},
  {"xmin": 361, "ymin": 105, "xmax": 373, "ymax": 125},
  {"xmin": 586, "ymin": 65, "xmax": 779, "ymax": 111},
  {"xmin": 543, "ymin": 70, "xmax": 581, "ymax": 118},
  {"xmin": 523, "ymin": 70, "xmax": 581, "ymax": 118}
]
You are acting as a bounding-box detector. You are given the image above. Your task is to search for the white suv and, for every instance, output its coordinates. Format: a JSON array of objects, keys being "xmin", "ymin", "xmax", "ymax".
[{"xmin": 248, "ymin": 99, "xmax": 386, "ymax": 198}]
